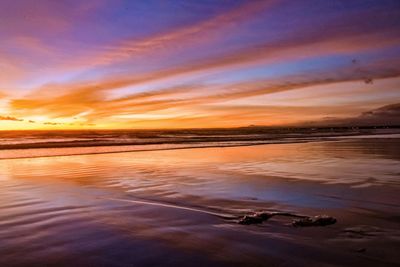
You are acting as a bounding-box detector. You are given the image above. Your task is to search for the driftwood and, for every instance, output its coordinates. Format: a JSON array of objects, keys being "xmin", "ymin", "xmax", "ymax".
[{"xmin": 238, "ymin": 211, "xmax": 336, "ymax": 227}]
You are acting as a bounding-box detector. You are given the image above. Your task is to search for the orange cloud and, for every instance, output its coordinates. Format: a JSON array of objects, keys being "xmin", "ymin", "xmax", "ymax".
[
  {"xmin": 0, "ymin": 115, "xmax": 23, "ymax": 121},
  {"xmin": 10, "ymin": 56, "xmax": 400, "ymax": 128},
  {"xmin": 12, "ymin": 20, "xmax": 400, "ymax": 117}
]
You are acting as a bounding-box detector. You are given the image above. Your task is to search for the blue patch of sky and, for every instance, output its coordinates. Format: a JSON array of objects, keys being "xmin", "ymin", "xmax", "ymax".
[
  {"xmin": 67, "ymin": 0, "xmax": 246, "ymax": 45},
  {"xmin": 200, "ymin": 55, "xmax": 353, "ymax": 85}
]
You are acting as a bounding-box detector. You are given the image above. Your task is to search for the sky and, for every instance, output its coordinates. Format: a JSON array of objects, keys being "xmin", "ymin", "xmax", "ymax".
[{"xmin": 0, "ymin": 0, "xmax": 400, "ymax": 130}]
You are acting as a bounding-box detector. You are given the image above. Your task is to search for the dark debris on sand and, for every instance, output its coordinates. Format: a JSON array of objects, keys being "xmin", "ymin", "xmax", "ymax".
[
  {"xmin": 238, "ymin": 211, "xmax": 337, "ymax": 227},
  {"xmin": 292, "ymin": 215, "xmax": 337, "ymax": 227}
]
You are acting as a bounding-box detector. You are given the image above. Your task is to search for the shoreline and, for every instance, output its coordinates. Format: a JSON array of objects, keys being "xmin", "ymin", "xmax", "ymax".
[{"xmin": 1, "ymin": 132, "xmax": 400, "ymax": 160}]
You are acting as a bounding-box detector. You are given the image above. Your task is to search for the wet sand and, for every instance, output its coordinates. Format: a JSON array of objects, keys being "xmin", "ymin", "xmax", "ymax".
[{"xmin": 0, "ymin": 136, "xmax": 400, "ymax": 266}]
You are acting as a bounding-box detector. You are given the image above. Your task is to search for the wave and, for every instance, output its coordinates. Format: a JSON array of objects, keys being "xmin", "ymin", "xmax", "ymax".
[{"xmin": 1, "ymin": 128, "xmax": 399, "ymax": 159}]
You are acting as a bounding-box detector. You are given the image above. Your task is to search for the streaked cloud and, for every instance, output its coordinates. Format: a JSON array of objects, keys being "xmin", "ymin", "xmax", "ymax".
[
  {"xmin": 68, "ymin": 1, "xmax": 277, "ymax": 69},
  {"xmin": 0, "ymin": 115, "xmax": 23, "ymax": 121},
  {"xmin": 306, "ymin": 103, "xmax": 400, "ymax": 127}
]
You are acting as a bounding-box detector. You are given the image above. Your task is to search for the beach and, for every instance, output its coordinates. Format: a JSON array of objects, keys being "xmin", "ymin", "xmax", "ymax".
[
  {"xmin": 1, "ymin": 0, "xmax": 400, "ymax": 265},
  {"xmin": 0, "ymin": 133, "xmax": 399, "ymax": 266}
]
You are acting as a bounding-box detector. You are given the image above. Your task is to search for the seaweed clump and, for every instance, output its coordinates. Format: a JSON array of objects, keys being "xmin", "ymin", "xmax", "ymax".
[{"xmin": 238, "ymin": 211, "xmax": 336, "ymax": 227}]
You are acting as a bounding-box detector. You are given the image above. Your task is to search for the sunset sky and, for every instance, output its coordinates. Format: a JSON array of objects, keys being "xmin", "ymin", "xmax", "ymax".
[{"xmin": 1, "ymin": 0, "xmax": 400, "ymax": 129}]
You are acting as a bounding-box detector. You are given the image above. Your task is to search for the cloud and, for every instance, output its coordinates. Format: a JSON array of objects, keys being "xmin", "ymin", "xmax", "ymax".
[
  {"xmin": 0, "ymin": 115, "xmax": 23, "ymax": 121},
  {"xmin": 352, "ymin": 103, "xmax": 400, "ymax": 126},
  {"xmin": 9, "ymin": 54, "xmax": 400, "ymax": 125},
  {"xmin": 43, "ymin": 122, "xmax": 62, "ymax": 125},
  {"xmin": 0, "ymin": 0, "xmax": 104, "ymax": 36},
  {"xmin": 67, "ymin": 1, "xmax": 276, "ymax": 68},
  {"xmin": 4, "ymin": 2, "xmax": 400, "ymax": 86},
  {"xmin": 0, "ymin": 52, "xmax": 27, "ymax": 83},
  {"xmin": 0, "ymin": 0, "xmax": 108, "ymax": 86},
  {"xmin": 305, "ymin": 103, "xmax": 400, "ymax": 127},
  {"xmin": 63, "ymin": 3, "xmax": 400, "ymax": 78},
  {"xmin": 10, "ymin": 25, "xmax": 400, "ymax": 117},
  {"xmin": 10, "ymin": 0, "xmax": 392, "ymax": 89}
]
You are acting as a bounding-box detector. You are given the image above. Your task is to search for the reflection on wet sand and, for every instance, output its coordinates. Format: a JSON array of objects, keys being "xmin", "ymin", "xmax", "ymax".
[{"xmin": 0, "ymin": 137, "xmax": 400, "ymax": 266}]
